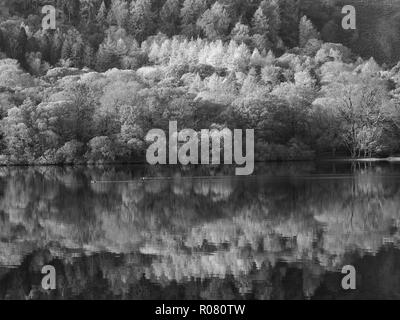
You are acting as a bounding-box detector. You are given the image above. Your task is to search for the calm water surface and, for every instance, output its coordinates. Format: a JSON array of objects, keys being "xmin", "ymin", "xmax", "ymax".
[{"xmin": 1, "ymin": 162, "xmax": 400, "ymax": 300}]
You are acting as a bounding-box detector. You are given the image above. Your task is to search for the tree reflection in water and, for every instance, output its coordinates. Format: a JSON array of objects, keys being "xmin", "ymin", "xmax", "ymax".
[{"xmin": 1, "ymin": 162, "xmax": 400, "ymax": 299}]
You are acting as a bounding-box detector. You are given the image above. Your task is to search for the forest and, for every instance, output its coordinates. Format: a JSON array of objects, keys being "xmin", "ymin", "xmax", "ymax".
[{"xmin": 1, "ymin": 0, "xmax": 400, "ymax": 164}]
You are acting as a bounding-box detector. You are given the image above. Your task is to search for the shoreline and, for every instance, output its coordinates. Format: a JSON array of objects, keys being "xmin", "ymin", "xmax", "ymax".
[
  {"xmin": 1, "ymin": 157, "xmax": 400, "ymax": 167},
  {"xmin": 321, "ymin": 157, "xmax": 400, "ymax": 162}
]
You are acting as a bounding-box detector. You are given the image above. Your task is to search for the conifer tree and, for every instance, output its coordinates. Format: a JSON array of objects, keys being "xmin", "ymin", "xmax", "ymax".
[
  {"xmin": 0, "ymin": 28, "xmax": 4, "ymax": 52},
  {"xmin": 250, "ymin": 48, "xmax": 264, "ymax": 67},
  {"xmin": 252, "ymin": 0, "xmax": 281, "ymax": 49},
  {"xmin": 252, "ymin": 7, "xmax": 269, "ymax": 37},
  {"xmin": 80, "ymin": 0, "xmax": 96, "ymax": 24},
  {"xmin": 231, "ymin": 22, "xmax": 251, "ymax": 44},
  {"xmin": 83, "ymin": 45, "xmax": 95, "ymax": 69},
  {"xmin": 218, "ymin": 0, "xmax": 255, "ymax": 23},
  {"xmin": 39, "ymin": 32, "xmax": 51, "ymax": 63},
  {"xmin": 299, "ymin": 16, "xmax": 320, "ymax": 47},
  {"xmin": 96, "ymin": 37, "xmax": 121, "ymax": 71},
  {"xmin": 108, "ymin": 0, "xmax": 129, "ymax": 28},
  {"xmin": 116, "ymin": 38, "xmax": 128, "ymax": 56},
  {"xmin": 261, "ymin": 0, "xmax": 281, "ymax": 42},
  {"xmin": 129, "ymin": 0, "xmax": 153, "ymax": 42},
  {"xmin": 50, "ymin": 31, "xmax": 63, "ymax": 65},
  {"xmin": 280, "ymin": 0, "xmax": 300, "ymax": 47},
  {"xmin": 160, "ymin": 0, "xmax": 181, "ymax": 36},
  {"xmin": 229, "ymin": 42, "xmax": 250, "ymax": 72},
  {"xmin": 71, "ymin": 38, "xmax": 84, "ymax": 67},
  {"xmin": 197, "ymin": 2, "xmax": 231, "ymax": 40},
  {"xmin": 61, "ymin": 38, "xmax": 72, "ymax": 61},
  {"xmin": 180, "ymin": 0, "xmax": 207, "ymax": 38},
  {"xmin": 16, "ymin": 27, "xmax": 28, "ymax": 66},
  {"xmin": 265, "ymin": 49, "xmax": 276, "ymax": 65},
  {"xmin": 96, "ymin": 1, "xmax": 108, "ymax": 25}
]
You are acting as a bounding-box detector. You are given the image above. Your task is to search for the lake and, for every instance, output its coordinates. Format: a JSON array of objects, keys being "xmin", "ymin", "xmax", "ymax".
[{"xmin": 1, "ymin": 162, "xmax": 400, "ymax": 300}]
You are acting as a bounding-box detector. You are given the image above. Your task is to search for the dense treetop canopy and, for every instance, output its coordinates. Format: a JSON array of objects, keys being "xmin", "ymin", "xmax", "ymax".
[{"xmin": 0, "ymin": 0, "xmax": 400, "ymax": 164}]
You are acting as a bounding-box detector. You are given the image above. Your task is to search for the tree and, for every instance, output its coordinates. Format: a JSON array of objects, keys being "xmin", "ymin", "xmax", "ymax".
[
  {"xmin": 261, "ymin": 64, "xmax": 281, "ymax": 87},
  {"xmin": 299, "ymin": 16, "xmax": 320, "ymax": 48},
  {"xmin": 219, "ymin": 0, "xmax": 257, "ymax": 24},
  {"xmin": 316, "ymin": 72, "xmax": 386, "ymax": 158},
  {"xmin": 252, "ymin": 7, "xmax": 269, "ymax": 37},
  {"xmin": 197, "ymin": 2, "xmax": 231, "ymax": 40},
  {"xmin": 250, "ymin": 48, "xmax": 264, "ymax": 68},
  {"xmin": 252, "ymin": 0, "xmax": 281, "ymax": 48},
  {"xmin": 83, "ymin": 45, "xmax": 95, "ymax": 69},
  {"xmin": 56, "ymin": 140, "xmax": 84, "ymax": 163},
  {"xmin": 85, "ymin": 136, "xmax": 116, "ymax": 162},
  {"xmin": 96, "ymin": 37, "xmax": 121, "ymax": 71},
  {"xmin": 61, "ymin": 0, "xmax": 81, "ymax": 24},
  {"xmin": 108, "ymin": 0, "xmax": 129, "ymax": 28},
  {"xmin": 271, "ymin": 80, "xmax": 316, "ymax": 141},
  {"xmin": 115, "ymin": 38, "xmax": 128, "ymax": 56},
  {"xmin": 38, "ymin": 32, "xmax": 51, "ymax": 64},
  {"xmin": 61, "ymin": 39, "xmax": 72, "ymax": 61},
  {"xmin": 160, "ymin": 0, "xmax": 181, "ymax": 36},
  {"xmin": 65, "ymin": 82, "xmax": 96, "ymax": 143},
  {"xmin": 129, "ymin": 0, "xmax": 154, "ymax": 42},
  {"xmin": 180, "ymin": 0, "xmax": 207, "ymax": 38},
  {"xmin": 60, "ymin": 29, "xmax": 82, "ymax": 62},
  {"xmin": 228, "ymin": 42, "xmax": 250, "ymax": 72},
  {"xmin": 71, "ymin": 37, "xmax": 84, "ymax": 68},
  {"xmin": 50, "ymin": 30, "xmax": 63, "ymax": 65},
  {"xmin": 15, "ymin": 27, "xmax": 28, "ymax": 66},
  {"xmin": 26, "ymin": 51, "xmax": 49, "ymax": 75},
  {"xmin": 279, "ymin": 0, "xmax": 300, "ymax": 47},
  {"xmin": 0, "ymin": 59, "xmax": 34, "ymax": 89},
  {"xmin": 121, "ymin": 40, "xmax": 148, "ymax": 69},
  {"xmin": 0, "ymin": 28, "xmax": 4, "ymax": 52},
  {"xmin": 96, "ymin": 1, "xmax": 108, "ymax": 25},
  {"xmin": 80, "ymin": 0, "xmax": 96, "ymax": 24},
  {"xmin": 2, "ymin": 100, "xmax": 35, "ymax": 163},
  {"xmin": 231, "ymin": 22, "xmax": 251, "ymax": 44}
]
